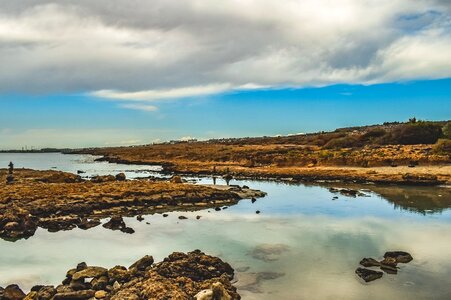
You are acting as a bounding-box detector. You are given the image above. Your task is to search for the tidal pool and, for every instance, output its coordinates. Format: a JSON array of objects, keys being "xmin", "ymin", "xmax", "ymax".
[{"xmin": 0, "ymin": 153, "xmax": 450, "ymax": 299}]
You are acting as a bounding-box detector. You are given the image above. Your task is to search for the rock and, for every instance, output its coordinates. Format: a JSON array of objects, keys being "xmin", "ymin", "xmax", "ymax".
[
  {"xmin": 23, "ymin": 291, "xmax": 38, "ymax": 299},
  {"xmin": 112, "ymin": 281, "xmax": 121, "ymax": 291},
  {"xmin": 78, "ymin": 218, "xmax": 101, "ymax": 230},
  {"xmin": 102, "ymin": 216, "xmax": 126, "ymax": 231},
  {"xmin": 380, "ymin": 257, "xmax": 397, "ymax": 267},
  {"xmin": 36, "ymin": 286, "xmax": 56, "ymax": 299},
  {"xmin": 178, "ymin": 216, "xmax": 188, "ymax": 220},
  {"xmin": 359, "ymin": 258, "xmax": 381, "ymax": 268},
  {"xmin": 108, "ymin": 266, "xmax": 130, "ymax": 283},
  {"xmin": 3, "ymin": 284, "xmax": 26, "ymax": 300},
  {"xmin": 196, "ymin": 215, "xmax": 201, "ymax": 220},
  {"xmin": 195, "ymin": 282, "xmax": 232, "ymax": 300},
  {"xmin": 115, "ymin": 173, "xmax": 126, "ymax": 181},
  {"xmin": 53, "ymin": 290, "xmax": 95, "ymax": 300},
  {"xmin": 91, "ymin": 276, "xmax": 109, "ymax": 290},
  {"xmin": 0, "ymin": 287, "xmax": 4, "ymax": 298},
  {"xmin": 170, "ymin": 176, "xmax": 183, "ymax": 183},
  {"xmin": 76, "ymin": 170, "xmax": 85, "ymax": 174},
  {"xmin": 155, "ymin": 250, "xmax": 234, "ymax": 281},
  {"xmin": 94, "ymin": 290, "xmax": 107, "ymax": 299},
  {"xmin": 251, "ymin": 198, "xmax": 256, "ymax": 203},
  {"xmin": 72, "ymin": 266, "xmax": 108, "ymax": 281},
  {"xmin": 383, "ymin": 251, "xmax": 413, "ymax": 263},
  {"xmin": 55, "ymin": 285, "xmax": 72, "ymax": 294},
  {"xmin": 136, "ymin": 215, "xmax": 144, "ymax": 222},
  {"xmin": 256, "ymin": 210, "xmax": 260, "ymax": 214},
  {"xmin": 249, "ymin": 244, "xmax": 289, "ymax": 262},
  {"xmin": 91, "ymin": 175, "xmax": 115, "ymax": 183},
  {"xmin": 70, "ymin": 279, "xmax": 90, "ymax": 291},
  {"xmin": 76, "ymin": 262, "xmax": 87, "ymax": 271},
  {"xmin": 214, "ymin": 207, "xmax": 221, "ymax": 211},
  {"xmin": 129, "ymin": 255, "xmax": 154, "ymax": 273},
  {"xmin": 162, "ymin": 214, "xmax": 169, "ymax": 217},
  {"xmin": 355, "ymin": 268, "xmax": 383, "ymax": 282}
]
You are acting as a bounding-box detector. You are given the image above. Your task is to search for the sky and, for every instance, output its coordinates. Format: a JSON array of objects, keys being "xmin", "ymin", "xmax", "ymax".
[{"xmin": 0, "ymin": 0, "xmax": 450, "ymax": 149}]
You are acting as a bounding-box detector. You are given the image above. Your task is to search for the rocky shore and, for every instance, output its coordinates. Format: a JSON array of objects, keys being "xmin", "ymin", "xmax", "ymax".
[
  {"xmin": 0, "ymin": 169, "xmax": 266, "ymax": 240},
  {"xmin": 0, "ymin": 250, "xmax": 240, "ymax": 300}
]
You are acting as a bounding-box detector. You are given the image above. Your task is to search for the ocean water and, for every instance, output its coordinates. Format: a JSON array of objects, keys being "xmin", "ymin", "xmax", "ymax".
[{"xmin": 0, "ymin": 153, "xmax": 450, "ymax": 299}]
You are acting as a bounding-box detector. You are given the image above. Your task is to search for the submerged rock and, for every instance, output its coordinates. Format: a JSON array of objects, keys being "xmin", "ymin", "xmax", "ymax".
[
  {"xmin": 102, "ymin": 216, "xmax": 134, "ymax": 234},
  {"xmin": 355, "ymin": 268, "xmax": 383, "ymax": 282}
]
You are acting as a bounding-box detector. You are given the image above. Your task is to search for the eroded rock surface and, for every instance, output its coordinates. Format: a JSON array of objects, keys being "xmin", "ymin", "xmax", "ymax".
[
  {"xmin": 6, "ymin": 250, "xmax": 240, "ymax": 300},
  {"xmin": 0, "ymin": 169, "xmax": 265, "ymax": 240}
]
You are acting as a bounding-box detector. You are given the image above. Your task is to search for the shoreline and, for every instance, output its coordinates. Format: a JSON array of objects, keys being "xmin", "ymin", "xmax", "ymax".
[{"xmin": 92, "ymin": 155, "xmax": 450, "ymax": 186}]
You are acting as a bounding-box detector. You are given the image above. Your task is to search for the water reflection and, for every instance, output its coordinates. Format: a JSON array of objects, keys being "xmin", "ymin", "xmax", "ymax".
[{"xmin": 0, "ymin": 153, "xmax": 450, "ymax": 299}]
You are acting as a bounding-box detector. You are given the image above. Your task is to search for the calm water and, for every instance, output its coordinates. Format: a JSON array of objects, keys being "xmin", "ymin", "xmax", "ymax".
[{"xmin": 1, "ymin": 153, "xmax": 451, "ymax": 299}]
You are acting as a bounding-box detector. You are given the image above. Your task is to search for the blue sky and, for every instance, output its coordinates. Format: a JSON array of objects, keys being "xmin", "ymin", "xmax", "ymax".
[
  {"xmin": 1, "ymin": 78, "xmax": 450, "ymax": 149},
  {"xmin": 0, "ymin": 1, "xmax": 450, "ymax": 148}
]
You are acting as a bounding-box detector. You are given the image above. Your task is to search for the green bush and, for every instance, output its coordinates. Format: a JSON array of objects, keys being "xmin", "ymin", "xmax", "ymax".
[{"xmin": 386, "ymin": 122, "xmax": 443, "ymax": 145}]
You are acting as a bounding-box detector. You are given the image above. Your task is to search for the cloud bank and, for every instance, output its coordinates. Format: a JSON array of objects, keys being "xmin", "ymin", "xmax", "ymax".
[{"xmin": 0, "ymin": 0, "xmax": 450, "ymax": 103}]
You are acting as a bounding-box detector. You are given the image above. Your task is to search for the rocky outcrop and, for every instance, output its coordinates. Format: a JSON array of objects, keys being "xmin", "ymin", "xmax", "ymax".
[
  {"xmin": 6, "ymin": 250, "xmax": 240, "ymax": 300},
  {"xmin": 356, "ymin": 250, "xmax": 413, "ymax": 283},
  {"xmin": 0, "ymin": 169, "xmax": 266, "ymax": 240}
]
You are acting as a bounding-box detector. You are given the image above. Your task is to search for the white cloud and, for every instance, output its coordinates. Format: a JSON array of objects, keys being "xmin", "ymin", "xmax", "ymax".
[
  {"xmin": 0, "ymin": 0, "xmax": 450, "ymax": 101},
  {"xmin": 119, "ymin": 103, "xmax": 158, "ymax": 112},
  {"xmin": 94, "ymin": 84, "xmax": 231, "ymax": 101}
]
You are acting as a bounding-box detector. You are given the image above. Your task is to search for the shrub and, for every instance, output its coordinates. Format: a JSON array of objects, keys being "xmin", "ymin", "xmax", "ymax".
[
  {"xmin": 386, "ymin": 122, "xmax": 443, "ymax": 145},
  {"xmin": 323, "ymin": 136, "xmax": 362, "ymax": 149},
  {"xmin": 443, "ymin": 122, "xmax": 451, "ymax": 139},
  {"xmin": 433, "ymin": 139, "xmax": 451, "ymax": 154}
]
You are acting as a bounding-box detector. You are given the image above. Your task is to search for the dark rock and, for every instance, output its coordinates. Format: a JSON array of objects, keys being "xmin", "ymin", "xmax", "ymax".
[
  {"xmin": 37, "ymin": 285, "xmax": 57, "ymax": 299},
  {"xmin": 129, "ymin": 255, "xmax": 154, "ymax": 273},
  {"xmin": 214, "ymin": 207, "xmax": 221, "ymax": 211},
  {"xmin": 384, "ymin": 251, "xmax": 413, "ymax": 263},
  {"xmin": 196, "ymin": 215, "xmax": 201, "ymax": 220},
  {"xmin": 3, "ymin": 284, "xmax": 26, "ymax": 300},
  {"xmin": 76, "ymin": 262, "xmax": 87, "ymax": 271},
  {"xmin": 108, "ymin": 266, "xmax": 130, "ymax": 284},
  {"xmin": 251, "ymin": 198, "xmax": 257, "ymax": 203},
  {"xmin": 69, "ymin": 279, "xmax": 90, "ymax": 291},
  {"xmin": 178, "ymin": 216, "xmax": 188, "ymax": 220},
  {"xmin": 115, "ymin": 173, "xmax": 126, "ymax": 181},
  {"xmin": 30, "ymin": 285, "xmax": 45, "ymax": 292},
  {"xmin": 359, "ymin": 258, "xmax": 380, "ymax": 268},
  {"xmin": 162, "ymin": 214, "xmax": 169, "ymax": 217},
  {"xmin": 76, "ymin": 170, "xmax": 85, "ymax": 174},
  {"xmin": 120, "ymin": 227, "xmax": 135, "ymax": 234},
  {"xmin": 78, "ymin": 218, "xmax": 101, "ymax": 230},
  {"xmin": 355, "ymin": 268, "xmax": 383, "ymax": 282},
  {"xmin": 256, "ymin": 210, "xmax": 261, "ymax": 214},
  {"xmin": 136, "ymin": 215, "xmax": 144, "ymax": 222},
  {"xmin": 91, "ymin": 276, "xmax": 109, "ymax": 290},
  {"xmin": 102, "ymin": 216, "xmax": 126, "ymax": 231}
]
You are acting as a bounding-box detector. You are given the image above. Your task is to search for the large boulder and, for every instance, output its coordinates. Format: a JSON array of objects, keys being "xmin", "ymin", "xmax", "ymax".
[
  {"xmin": 3, "ymin": 284, "xmax": 26, "ymax": 300},
  {"xmin": 355, "ymin": 268, "xmax": 383, "ymax": 282}
]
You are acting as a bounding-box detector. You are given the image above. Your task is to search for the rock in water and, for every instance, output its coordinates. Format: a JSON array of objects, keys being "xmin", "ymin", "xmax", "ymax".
[
  {"xmin": 359, "ymin": 257, "xmax": 381, "ymax": 267},
  {"xmin": 383, "ymin": 251, "xmax": 413, "ymax": 263},
  {"xmin": 355, "ymin": 268, "xmax": 383, "ymax": 282},
  {"xmin": 170, "ymin": 175, "xmax": 183, "ymax": 183},
  {"xmin": 115, "ymin": 173, "xmax": 126, "ymax": 181}
]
